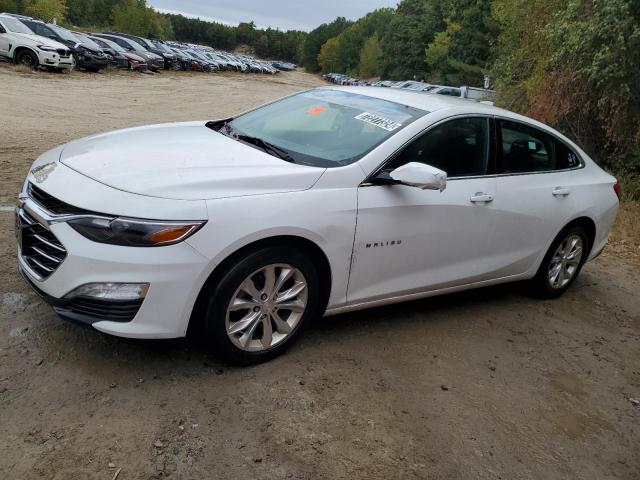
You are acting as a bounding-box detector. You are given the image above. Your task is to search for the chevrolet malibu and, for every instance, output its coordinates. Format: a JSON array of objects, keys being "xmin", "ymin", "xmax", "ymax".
[{"xmin": 16, "ymin": 87, "xmax": 620, "ymax": 364}]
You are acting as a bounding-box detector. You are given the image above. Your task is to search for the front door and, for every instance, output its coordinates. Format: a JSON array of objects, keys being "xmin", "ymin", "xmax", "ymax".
[{"xmin": 348, "ymin": 116, "xmax": 499, "ymax": 304}]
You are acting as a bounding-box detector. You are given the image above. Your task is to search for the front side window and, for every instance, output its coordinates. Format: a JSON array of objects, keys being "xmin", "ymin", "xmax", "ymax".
[
  {"xmin": 497, "ymin": 120, "xmax": 581, "ymax": 173},
  {"xmin": 385, "ymin": 117, "xmax": 490, "ymax": 178},
  {"xmin": 225, "ymin": 89, "xmax": 427, "ymax": 167}
]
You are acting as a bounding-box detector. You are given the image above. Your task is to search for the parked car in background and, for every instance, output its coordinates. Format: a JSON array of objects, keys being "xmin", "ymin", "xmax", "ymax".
[
  {"xmin": 16, "ymin": 87, "xmax": 619, "ymax": 364},
  {"xmin": 0, "ymin": 14, "xmax": 73, "ymax": 70},
  {"xmin": 104, "ymin": 31, "xmax": 175, "ymax": 69},
  {"xmin": 272, "ymin": 60, "xmax": 296, "ymax": 71},
  {"xmin": 87, "ymin": 35, "xmax": 146, "ymax": 71},
  {"xmin": 151, "ymin": 40, "xmax": 186, "ymax": 70},
  {"xmin": 20, "ymin": 19, "xmax": 107, "ymax": 72},
  {"xmin": 94, "ymin": 33, "xmax": 164, "ymax": 71}
]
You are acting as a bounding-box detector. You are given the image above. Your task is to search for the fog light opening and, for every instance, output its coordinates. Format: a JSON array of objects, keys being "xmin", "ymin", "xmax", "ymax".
[{"xmin": 64, "ymin": 283, "xmax": 149, "ymax": 301}]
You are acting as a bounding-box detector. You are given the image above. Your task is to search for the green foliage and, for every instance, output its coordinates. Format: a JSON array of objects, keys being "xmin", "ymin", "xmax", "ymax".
[
  {"xmin": 358, "ymin": 34, "xmax": 381, "ymax": 78},
  {"xmin": 316, "ymin": 9, "xmax": 393, "ymax": 75},
  {"xmin": 0, "ymin": 0, "xmax": 18, "ymax": 13},
  {"xmin": 301, "ymin": 17, "xmax": 352, "ymax": 72},
  {"xmin": 111, "ymin": 0, "xmax": 152, "ymax": 37},
  {"xmin": 380, "ymin": 0, "xmax": 445, "ymax": 79},
  {"xmin": 317, "ymin": 36, "xmax": 340, "ymax": 73},
  {"xmin": 22, "ymin": 0, "xmax": 66, "ymax": 22}
]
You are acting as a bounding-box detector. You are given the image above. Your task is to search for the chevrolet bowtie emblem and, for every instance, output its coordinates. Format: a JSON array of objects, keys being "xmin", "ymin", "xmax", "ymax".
[{"xmin": 31, "ymin": 162, "xmax": 57, "ymax": 183}]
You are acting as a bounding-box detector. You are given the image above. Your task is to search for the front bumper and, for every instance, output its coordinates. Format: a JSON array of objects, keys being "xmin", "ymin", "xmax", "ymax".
[
  {"xmin": 147, "ymin": 57, "xmax": 165, "ymax": 70},
  {"xmin": 76, "ymin": 52, "xmax": 108, "ymax": 70},
  {"xmin": 19, "ymin": 269, "xmax": 143, "ymax": 326},
  {"xmin": 37, "ymin": 50, "xmax": 72, "ymax": 69},
  {"xmin": 16, "ymin": 195, "xmax": 212, "ymax": 339}
]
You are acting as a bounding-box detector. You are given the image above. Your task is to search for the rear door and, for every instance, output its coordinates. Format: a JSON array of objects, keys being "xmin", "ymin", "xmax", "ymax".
[{"xmin": 488, "ymin": 118, "xmax": 584, "ymax": 277}]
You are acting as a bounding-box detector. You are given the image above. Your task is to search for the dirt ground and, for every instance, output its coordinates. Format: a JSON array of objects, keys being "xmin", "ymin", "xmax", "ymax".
[{"xmin": 1, "ymin": 64, "xmax": 639, "ymax": 480}]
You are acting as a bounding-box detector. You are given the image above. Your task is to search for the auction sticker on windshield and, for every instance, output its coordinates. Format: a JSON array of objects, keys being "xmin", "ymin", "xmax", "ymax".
[{"xmin": 355, "ymin": 112, "xmax": 402, "ymax": 132}]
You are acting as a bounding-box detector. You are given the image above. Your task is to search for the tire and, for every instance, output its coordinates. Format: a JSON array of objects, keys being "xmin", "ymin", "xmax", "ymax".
[
  {"xmin": 531, "ymin": 226, "xmax": 589, "ymax": 298},
  {"xmin": 16, "ymin": 50, "xmax": 38, "ymax": 69},
  {"xmin": 200, "ymin": 246, "xmax": 320, "ymax": 365}
]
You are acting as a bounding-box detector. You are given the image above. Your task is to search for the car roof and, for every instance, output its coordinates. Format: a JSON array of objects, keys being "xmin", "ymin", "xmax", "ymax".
[
  {"xmin": 327, "ymin": 85, "xmax": 524, "ymax": 118},
  {"xmin": 324, "ymin": 86, "xmax": 585, "ymax": 153}
]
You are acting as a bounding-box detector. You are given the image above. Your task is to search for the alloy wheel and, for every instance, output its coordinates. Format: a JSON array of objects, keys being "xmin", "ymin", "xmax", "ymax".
[
  {"xmin": 20, "ymin": 54, "xmax": 35, "ymax": 67},
  {"xmin": 225, "ymin": 263, "xmax": 307, "ymax": 352},
  {"xmin": 548, "ymin": 234, "xmax": 584, "ymax": 289}
]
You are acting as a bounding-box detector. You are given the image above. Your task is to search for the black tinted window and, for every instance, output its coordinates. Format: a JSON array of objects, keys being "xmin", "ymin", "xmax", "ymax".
[
  {"xmin": 388, "ymin": 117, "xmax": 489, "ymax": 177},
  {"xmin": 498, "ymin": 120, "xmax": 580, "ymax": 173},
  {"xmin": 555, "ymin": 140, "xmax": 581, "ymax": 169}
]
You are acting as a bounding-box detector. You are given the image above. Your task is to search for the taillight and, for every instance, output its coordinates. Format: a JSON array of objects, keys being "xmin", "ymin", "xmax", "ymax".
[{"xmin": 613, "ymin": 183, "xmax": 621, "ymax": 200}]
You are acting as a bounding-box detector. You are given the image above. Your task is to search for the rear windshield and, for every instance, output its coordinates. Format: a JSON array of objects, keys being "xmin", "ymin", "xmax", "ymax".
[{"xmin": 228, "ymin": 89, "xmax": 427, "ymax": 167}]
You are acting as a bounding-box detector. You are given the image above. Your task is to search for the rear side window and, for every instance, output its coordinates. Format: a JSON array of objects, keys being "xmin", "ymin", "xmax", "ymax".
[
  {"xmin": 387, "ymin": 117, "xmax": 489, "ymax": 177},
  {"xmin": 497, "ymin": 120, "xmax": 581, "ymax": 173}
]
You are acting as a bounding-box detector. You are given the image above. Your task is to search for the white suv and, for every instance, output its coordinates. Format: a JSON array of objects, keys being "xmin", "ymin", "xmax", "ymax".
[{"xmin": 0, "ymin": 14, "xmax": 73, "ymax": 70}]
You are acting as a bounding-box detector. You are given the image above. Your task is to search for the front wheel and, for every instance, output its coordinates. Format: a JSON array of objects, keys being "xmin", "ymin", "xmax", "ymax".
[
  {"xmin": 16, "ymin": 50, "xmax": 39, "ymax": 69},
  {"xmin": 531, "ymin": 226, "xmax": 589, "ymax": 298},
  {"xmin": 201, "ymin": 246, "xmax": 320, "ymax": 364}
]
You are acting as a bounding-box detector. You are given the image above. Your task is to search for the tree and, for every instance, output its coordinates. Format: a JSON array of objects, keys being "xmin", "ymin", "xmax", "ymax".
[
  {"xmin": 531, "ymin": 0, "xmax": 640, "ymax": 186},
  {"xmin": 236, "ymin": 21, "xmax": 257, "ymax": 45},
  {"xmin": 317, "ymin": 37, "xmax": 340, "ymax": 73},
  {"xmin": 301, "ymin": 16, "xmax": 352, "ymax": 72},
  {"xmin": 424, "ymin": 22, "xmax": 460, "ymax": 84},
  {"xmin": 22, "ymin": 0, "xmax": 66, "ymax": 22},
  {"xmin": 358, "ymin": 34, "xmax": 381, "ymax": 78},
  {"xmin": 380, "ymin": 0, "xmax": 445, "ymax": 79},
  {"xmin": 111, "ymin": 0, "xmax": 152, "ymax": 36},
  {"xmin": 0, "ymin": 0, "xmax": 18, "ymax": 14}
]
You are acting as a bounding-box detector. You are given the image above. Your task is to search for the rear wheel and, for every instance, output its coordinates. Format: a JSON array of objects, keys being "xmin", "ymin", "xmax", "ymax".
[
  {"xmin": 531, "ymin": 226, "xmax": 589, "ymax": 298},
  {"xmin": 16, "ymin": 50, "xmax": 38, "ymax": 69},
  {"xmin": 201, "ymin": 246, "xmax": 320, "ymax": 364}
]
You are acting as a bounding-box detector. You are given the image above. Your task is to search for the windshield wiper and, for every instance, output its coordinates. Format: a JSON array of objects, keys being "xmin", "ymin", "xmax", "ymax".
[
  {"xmin": 236, "ymin": 134, "xmax": 297, "ymax": 163},
  {"xmin": 218, "ymin": 123, "xmax": 296, "ymax": 163}
]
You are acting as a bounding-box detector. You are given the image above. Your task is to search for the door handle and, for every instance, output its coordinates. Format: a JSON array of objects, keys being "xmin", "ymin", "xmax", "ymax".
[
  {"xmin": 552, "ymin": 187, "xmax": 570, "ymax": 197},
  {"xmin": 470, "ymin": 193, "xmax": 494, "ymax": 204}
]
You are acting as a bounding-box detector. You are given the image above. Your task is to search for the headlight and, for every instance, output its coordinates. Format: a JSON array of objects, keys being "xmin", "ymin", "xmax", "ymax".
[
  {"xmin": 68, "ymin": 216, "xmax": 205, "ymax": 247},
  {"xmin": 37, "ymin": 45, "xmax": 57, "ymax": 52}
]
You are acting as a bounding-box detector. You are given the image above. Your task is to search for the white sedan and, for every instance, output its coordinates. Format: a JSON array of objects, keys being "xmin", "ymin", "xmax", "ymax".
[{"xmin": 16, "ymin": 87, "xmax": 620, "ymax": 364}]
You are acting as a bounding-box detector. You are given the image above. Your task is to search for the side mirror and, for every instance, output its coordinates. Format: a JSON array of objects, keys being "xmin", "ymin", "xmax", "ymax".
[{"xmin": 378, "ymin": 162, "xmax": 447, "ymax": 191}]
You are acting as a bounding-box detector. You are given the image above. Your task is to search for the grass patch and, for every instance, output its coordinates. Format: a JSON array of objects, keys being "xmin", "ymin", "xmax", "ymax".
[
  {"xmin": 609, "ymin": 201, "xmax": 640, "ymax": 260},
  {"xmin": 13, "ymin": 64, "xmax": 35, "ymax": 74}
]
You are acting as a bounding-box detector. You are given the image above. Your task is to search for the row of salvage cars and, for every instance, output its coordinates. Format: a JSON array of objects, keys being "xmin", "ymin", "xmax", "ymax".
[
  {"xmin": 0, "ymin": 12, "xmax": 296, "ymax": 74},
  {"xmin": 323, "ymin": 73, "xmax": 497, "ymax": 103}
]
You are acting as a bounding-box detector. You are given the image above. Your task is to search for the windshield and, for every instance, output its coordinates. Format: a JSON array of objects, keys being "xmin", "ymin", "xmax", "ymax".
[
  {"xmin": 112, "ymin": 36, "xmax": 145, "ymax": 52},
  {"xmin": 0, "ymin": 16, "xmax": 34, "ymax": 34},
  {"xmin": 153, "ymin": 42, "xmax": 172, "ymax": 53},
  {"xmin": 92, "ymin": 36, "xmax": 125, "ymax": 53},
  {"xmin": 225, "ymin": 89, "xmax": 426, "ymax": 167},
  {"xmin": 76, "ymin": 35, "xmax": 102, "ymax": 51},
  {"xmin": 49, "ymin": 25, "xmax": 81, "ymax": 43}
]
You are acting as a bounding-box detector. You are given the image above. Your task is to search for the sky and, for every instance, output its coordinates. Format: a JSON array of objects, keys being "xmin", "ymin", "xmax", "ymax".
[{"xmin": 147, "ymin": 0, "xmax": 399, "ymax": 31}]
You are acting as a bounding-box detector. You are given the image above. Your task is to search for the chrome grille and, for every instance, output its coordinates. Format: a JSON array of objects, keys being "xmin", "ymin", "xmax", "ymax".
[
  {"xmin": 28, "ymin": 183, "xmax": 89, "ymax": 215},
  {"xmin": 16, "ymin": 208, "xmax": 67, "ymax": 279}
]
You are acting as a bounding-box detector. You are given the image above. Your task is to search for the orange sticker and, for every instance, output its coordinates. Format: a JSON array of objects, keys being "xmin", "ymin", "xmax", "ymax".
[{"xmin": 307, "ymin": 105, "xmax": 326, "ymax": 115}]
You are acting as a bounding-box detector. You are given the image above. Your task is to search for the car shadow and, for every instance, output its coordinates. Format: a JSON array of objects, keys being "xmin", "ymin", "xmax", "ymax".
[{"xmin": 53, "ymin": 279, "xmax": 531, "ymax": 371}]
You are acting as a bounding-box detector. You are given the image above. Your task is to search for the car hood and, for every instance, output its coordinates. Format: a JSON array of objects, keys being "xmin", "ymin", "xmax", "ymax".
[
  {"xmin": 59, "ymin": 122, "xmax": 326, "ymax": 201},
  {"xmin": 13, "ymin": 32, "xmax": 68, "ymax": 50}
]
